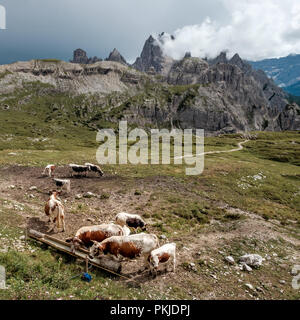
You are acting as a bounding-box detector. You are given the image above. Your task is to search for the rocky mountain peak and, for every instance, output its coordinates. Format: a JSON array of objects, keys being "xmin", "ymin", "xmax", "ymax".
[
  {"xmin": 209, "ymin": 51, "xmax": 228, "ymax": 65},
  {"xmin": 70, "ymin": 48, "xmax": 102, "ymax": 64},
  {"xmin": 229, "ymin": 53, "xmax": 252, "ymax": 73},
  {"xmin": 184, "ymin": 52, "xmax": 192, "ymax": 59},
  {"xmin": 132, "ymin": 33, "xmax": 175, "ymax": 75},
  {"xmin": 106, "ymin": 48, "xmax": 127, "ymax": 65}
]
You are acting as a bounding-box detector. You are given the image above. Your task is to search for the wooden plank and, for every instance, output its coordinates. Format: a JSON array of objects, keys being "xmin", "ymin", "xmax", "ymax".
[{"xmin": 28, "ymin": 229, "xmax": 122, "ymax": 273}]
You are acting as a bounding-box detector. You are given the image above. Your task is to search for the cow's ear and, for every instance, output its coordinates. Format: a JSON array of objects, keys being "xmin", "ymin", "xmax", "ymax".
[{"xmin": 48, "ymin": 190, "xmax": 53, "ymax": 195}]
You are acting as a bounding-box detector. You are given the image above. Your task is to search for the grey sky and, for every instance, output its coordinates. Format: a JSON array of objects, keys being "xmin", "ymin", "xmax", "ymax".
[
  {"xmin": 0, "ymin": 1, "xmax": 299, "ymax": 65},
  {"xmin": 0, "ymin": 0, "xmax": 228, "ymax": 64}
]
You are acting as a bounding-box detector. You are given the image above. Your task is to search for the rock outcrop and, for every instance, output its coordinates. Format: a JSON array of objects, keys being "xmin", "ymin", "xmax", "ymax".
[
  {"xmin": 70, "ymin": 49, "xmax": 102, "ymax": 64},
  {"xmin": 0, "ymin": 59, "xmax": 144, "ymax": 95},
  {"xmin": 132, "ymin": 33, "xmax": 175, "ymax": 75},
  {"xmin": 106, "ymin": 48, "xmax": 127, "ymax": 65}
]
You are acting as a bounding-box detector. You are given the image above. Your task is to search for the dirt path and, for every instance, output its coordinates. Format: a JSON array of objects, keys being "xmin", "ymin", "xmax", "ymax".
[{"xmin": 175, "ymin": 140, "xmax": 249, "ymax": 160}]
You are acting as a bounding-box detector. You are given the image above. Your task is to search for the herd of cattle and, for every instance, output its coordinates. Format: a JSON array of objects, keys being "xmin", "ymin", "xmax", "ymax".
[{"xmin": 42, "ymin": 163, "xmax": 176, "ymax": 276}]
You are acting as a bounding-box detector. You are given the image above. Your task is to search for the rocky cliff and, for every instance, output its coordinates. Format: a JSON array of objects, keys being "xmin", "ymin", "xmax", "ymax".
[
  {"xmin": 70, "ymin": 49, "xmax": 102, "ymax": 64},
  {"xmin": 0, "ymin": 37, "xmax": 299, "ymax": 134}
]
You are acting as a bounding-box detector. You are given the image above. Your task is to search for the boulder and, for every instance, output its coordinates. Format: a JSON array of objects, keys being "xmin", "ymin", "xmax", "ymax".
[
  {"xmin": 225, "ymin": 256, "xmax": 235, "ymax": 265},
  {"xmin": 239, "ymin": 254, "xmax": 263, "ymax": 268}
]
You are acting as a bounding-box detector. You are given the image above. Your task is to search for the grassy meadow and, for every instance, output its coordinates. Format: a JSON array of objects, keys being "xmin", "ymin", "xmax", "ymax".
[{"xmin": 0, "ymin": 83, "xmax": 299, "ymax": 300}]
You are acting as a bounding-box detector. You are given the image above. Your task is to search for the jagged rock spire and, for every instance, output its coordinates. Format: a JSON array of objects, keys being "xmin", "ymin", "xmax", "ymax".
[
  {"xmin": 106, "ymin": 48, "xmax": 127, "ymax": 65},
  {"xmin": 132, "ymin": 33, "xmax": 175, "ymax": 74}
]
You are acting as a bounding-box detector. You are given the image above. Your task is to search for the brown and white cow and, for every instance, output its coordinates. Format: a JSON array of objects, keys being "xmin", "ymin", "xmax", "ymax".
[
  {"xmin": 44, "ymin": 191, "xmax": 66, "ymax": 233},
  {"xmin": 115, "ymin": 212, "xmax": 147, "ymax": 231},
  {"xmin": 42, "ymin": 164, "xmax": 56, "ymax": 177},
  {"xmin": 148, "ymin": 243, "xmax": 176, "ymax": 276},
  {"xmin": 89, "ymin": 233, "xmax": 159, "ymax": 268},
  {"xmin": 66, "ymin": 223, "xmax": 130, "ymax": 252}
]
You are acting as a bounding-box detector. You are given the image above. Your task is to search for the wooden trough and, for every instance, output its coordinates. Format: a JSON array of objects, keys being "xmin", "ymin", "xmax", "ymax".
[{"xmin": 28, "ymin": 229, "xmax": 122, "ymax": 274}]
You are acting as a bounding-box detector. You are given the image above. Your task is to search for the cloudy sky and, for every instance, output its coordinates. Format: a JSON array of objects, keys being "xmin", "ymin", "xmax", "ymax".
[{"xmin": 0, "ymin": 0, "xmax": 299, "ymax": 65}]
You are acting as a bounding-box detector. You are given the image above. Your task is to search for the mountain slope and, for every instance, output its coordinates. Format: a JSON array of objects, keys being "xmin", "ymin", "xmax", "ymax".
[
  {"xmin": 249, "ymin": 54, "xmax": 300, "ymax": 96},
  {"xmin": 0, "ymin": 41, "xmax": 299, "ymax": 134}
]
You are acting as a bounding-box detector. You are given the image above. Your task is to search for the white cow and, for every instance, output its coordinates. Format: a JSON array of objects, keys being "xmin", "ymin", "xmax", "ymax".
[{"xmin": 148, "ymin": 243, "xmax": 176, "ymax": 276}]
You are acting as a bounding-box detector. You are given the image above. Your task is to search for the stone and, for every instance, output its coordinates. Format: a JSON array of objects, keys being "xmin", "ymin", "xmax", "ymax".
[
  {"xmin": 160, "ymin": 235, "xmax": 167, "ymax": 240},
  {"xmin": 83, "ymin": 192, "xmax": 97, "ymax": 198},
  {"xmin": 29, "ymin": 186, "xmax": 37, "ymax": 191},
  {"xmin": 225, "ymin": 256, "xmax": 235, "ymax": 265},
  {"xmin": 239, "ymin": 254, "xmax": 263, "ymax": 268},
  {"xmin": 241, "ymin": 263, "xmax": 253, "ymax": 272},
  {"xmin": 245, "ymin": 283, "xmax": 254, "ymax": 291},
  {"xmin": 75, "ymin": 194, "xmax": 82, "ymax": 200},
  {"xmin": 291, "ymin": 269, "xmax": 298, "ymax": 276}
]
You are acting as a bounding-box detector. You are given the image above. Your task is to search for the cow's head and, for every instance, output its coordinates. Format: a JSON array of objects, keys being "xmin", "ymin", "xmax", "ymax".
[
  {"xmin": 66, "ymin": 237, "xmax": 83, "ymax": 251},
  {"xmin": 140, "ymin": 220, "xmax": 147, "ymax": 231},
  {"xmin": 89, "ymin": 241, "xmax": 104, "ymax": 259},
  {"xmin": 147, "ymin": 254, "xmax": 159, "ymax": 276},
  {"xmin": 49, "ymin": 190, "xmax": 61, "ymax": 197}
]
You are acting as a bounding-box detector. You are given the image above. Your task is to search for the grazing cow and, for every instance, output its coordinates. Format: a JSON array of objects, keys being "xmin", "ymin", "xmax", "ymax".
[
  {"xmin": 53, "ymin": 179, "xmax": 71, "ymax": 193},
  {"xmin": 148, "ymin": 243, "xmax": 176, "ymax": 276},
  {"xmin": 89, "ymin": 233, "xmax": 159, "ymax": 268},
  {"xmin": 44, "ymin": 191, "xmax": 66, "ymax": 233},
  {"xmin": 85, "ymin": 163, "xmax": 104, "ymax": 176},
  {"xmin": 115, "ymin": 212, "xmax": 147, "ymax": 231},
  {"xmin": 69, "ymin": 164, "xmax": 89, "ymax": 177},
  {"xmin": 42, "ymin": 164, "xmax": 56, "ymax": 177},
  {"xmin": 66, "ymin": 223, "xmax": 130, "ymax": 252}
]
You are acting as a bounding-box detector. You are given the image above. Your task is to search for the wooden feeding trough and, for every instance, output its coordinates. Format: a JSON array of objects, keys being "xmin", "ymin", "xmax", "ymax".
[{"xmin": 28, "ymin": 229, "xmax": 122, "ymax": 274}]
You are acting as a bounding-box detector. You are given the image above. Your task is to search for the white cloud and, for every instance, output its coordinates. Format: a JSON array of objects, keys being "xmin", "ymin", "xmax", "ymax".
[{"xmin": 160, "ymin": 0, "xmax": 300, "ymax": 61}]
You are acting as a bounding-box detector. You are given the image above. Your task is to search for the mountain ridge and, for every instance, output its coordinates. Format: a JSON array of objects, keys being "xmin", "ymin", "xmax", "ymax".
[{"xmin": 0, "ymin": 35, "xmax": 299, "ymax": 134}]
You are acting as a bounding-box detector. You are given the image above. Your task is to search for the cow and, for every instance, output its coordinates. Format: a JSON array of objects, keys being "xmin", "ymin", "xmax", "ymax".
[
  {"xmin": 115, "ymin": 212, "xmax": 147, "ymax": 231},
  {"xmin": 66, "ymin": 223, "xmax": 130, "ymax": 253},
  {"xmin": 44, "ymin": 191, "xmax": 66, "ymax": 233},
  {"xmin": 53, "ymin": 179, "xmax": 71, "ymax": 193},
  {"xmin": 148, "ymin": 243, "xmax": 176, "ymax": 277},
  {"xmin": 42, "ymin": 164, "xmax": 56, "ymax": 177},
  {"xmin": 88, "ymin": 233, "xmax": 159, "ymax": 269},
  {"xmin": 69, "ymin": 164, "xmax": 89, "ymax": 177},
  {"xmin": 85, "ymin": 163, "xmax": 104, "ymax": 176}
]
